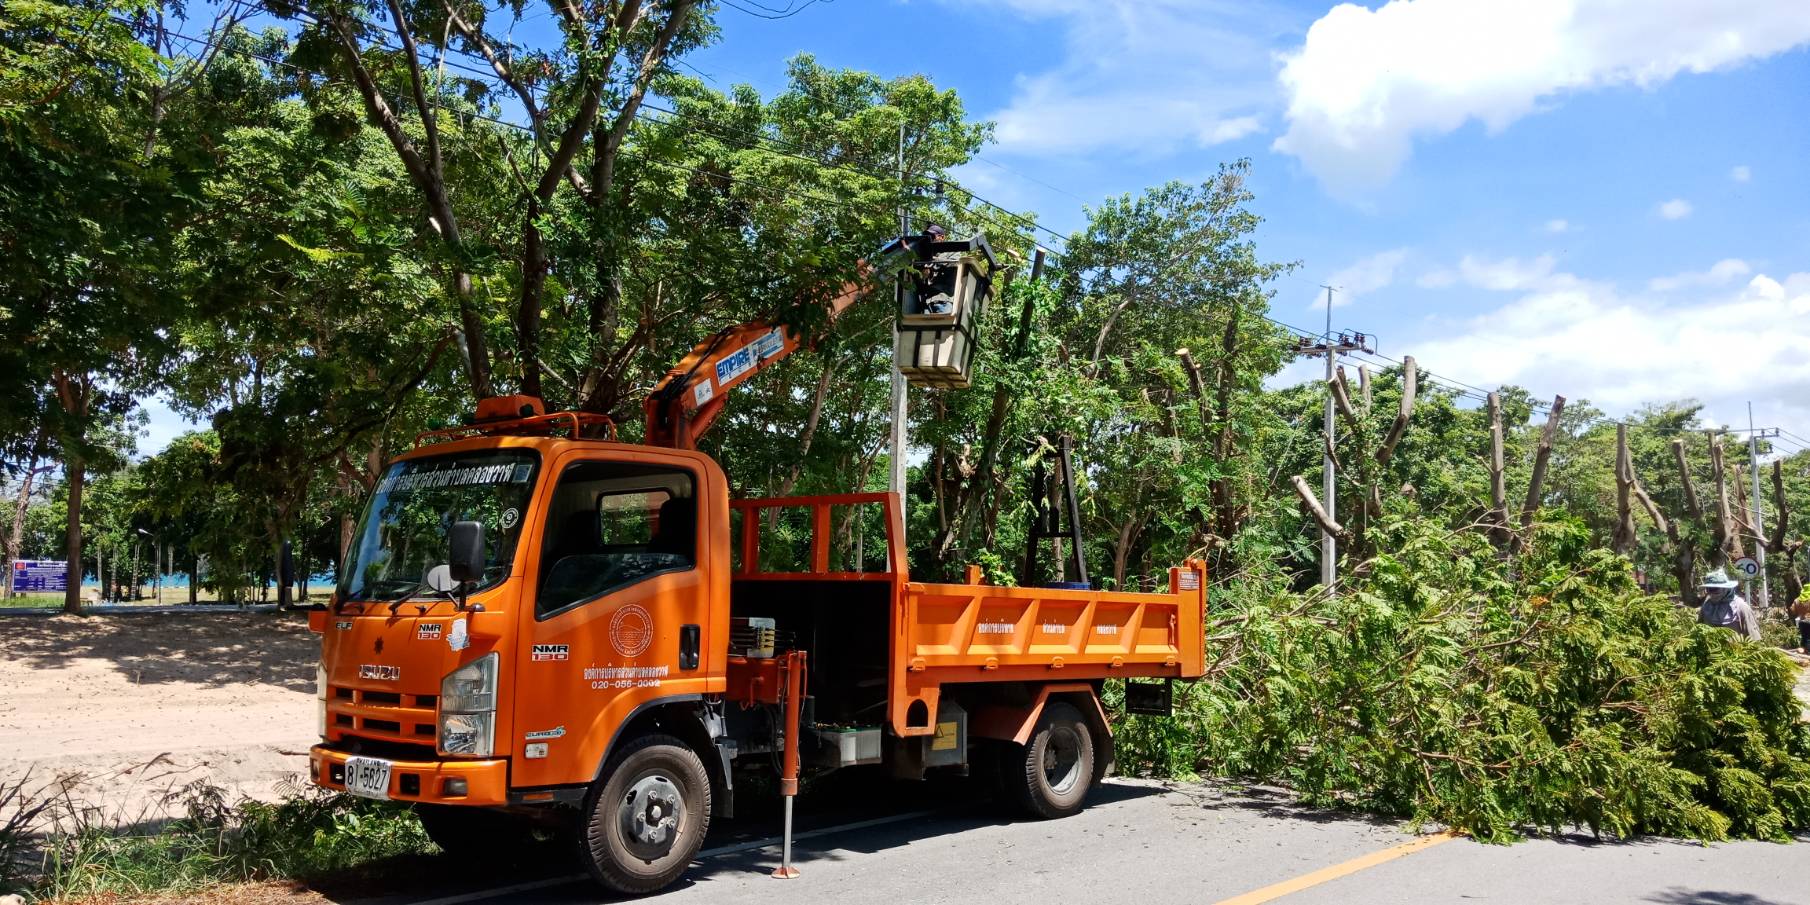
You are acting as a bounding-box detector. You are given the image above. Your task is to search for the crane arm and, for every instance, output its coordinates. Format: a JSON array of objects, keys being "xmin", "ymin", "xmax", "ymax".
[{"xmin": 642, "ymin": 280, "xmax": 871, "ymax": 450}]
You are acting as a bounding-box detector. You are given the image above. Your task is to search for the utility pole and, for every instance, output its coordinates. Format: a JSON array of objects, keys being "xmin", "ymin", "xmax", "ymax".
[
  {"xmin": 1321, "ymin": 286, "xmax": 1335, "ymax": 595},
  {"xmin": 889, "ymin": 120, "xmax": 909, "ymax": 538},
  {"xmin": 1294, "ymin": 286, "xmax": 1374, "ymax": 598},
  {"xmin": 1746, "ymin": 403, "xmax": 1777, "ymax": 609}
]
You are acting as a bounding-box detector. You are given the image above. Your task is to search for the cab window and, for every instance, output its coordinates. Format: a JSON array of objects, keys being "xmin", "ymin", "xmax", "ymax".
[{"xmin": 537, "ymin": 462, "xmax": 696, "ymax": 618}]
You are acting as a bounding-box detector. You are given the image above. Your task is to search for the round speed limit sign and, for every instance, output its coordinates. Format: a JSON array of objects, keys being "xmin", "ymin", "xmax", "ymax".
[{"xmin": 1732, "ymin": 557, "xmax": 1761, "ymax": 579}]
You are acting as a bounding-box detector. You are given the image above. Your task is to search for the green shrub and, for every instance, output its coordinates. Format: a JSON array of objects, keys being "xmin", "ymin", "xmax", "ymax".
[
  {"xmin": 1115, "ymin": 515, "xmax": 1810, "ymax": 843},
  {"xmin": 25, "ymin": 782, "xmax": 431, "ymax": 900}
]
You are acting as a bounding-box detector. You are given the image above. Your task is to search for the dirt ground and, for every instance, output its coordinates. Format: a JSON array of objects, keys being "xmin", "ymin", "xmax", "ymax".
[{"xmin": 0, "ymin": 612, "xmax": 318, "ymax": 824}]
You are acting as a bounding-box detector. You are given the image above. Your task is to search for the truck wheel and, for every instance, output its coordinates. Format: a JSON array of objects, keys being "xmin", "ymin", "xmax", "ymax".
[
  {"xmin": 1007, "ymin": 701, "xmax": 1095, "ymax": 819},
  {"xmin": 577, "ymin": 734, "xmax": 712, "ymax": 895}
]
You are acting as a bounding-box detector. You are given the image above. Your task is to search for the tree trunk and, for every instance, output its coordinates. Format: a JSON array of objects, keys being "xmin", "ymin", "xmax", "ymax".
[
  {"xmin": 62, "ymin": 455, "xmax": 85, "ymax": 614},
  {"xmin": 1669, "ymin": 521, "xmax": 1697, "ymax": 607},
  {"xmin": 189, "ymin": 560, "xmax": 199, "ymax": 605},
  {"xmin": 1709, "ymin": 436, "xmax": 1741, "ymax": 567},
  {"xmin": 1612, "ymin": 424, "xmax": 1636, "ymax": 555},
  {"xmin": 1671, "ymin": 438, "xmax": 1702, "ymax": 519},
  {"xmin": 1487, "ymin": 392, "xmax": 1509, "ymax": 546},
  {"xmin": 1375, "ymin": 356, "xmax": 1417, "ymax": 466}
]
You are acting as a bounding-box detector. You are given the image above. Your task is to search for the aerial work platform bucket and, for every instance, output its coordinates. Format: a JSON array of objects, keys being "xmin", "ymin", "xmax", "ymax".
[{"xmin": 893, "ymin": 232, "xmax": 997, "ymax": 389}]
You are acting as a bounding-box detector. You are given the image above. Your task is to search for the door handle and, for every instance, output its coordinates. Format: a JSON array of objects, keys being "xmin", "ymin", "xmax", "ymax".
[{"xmin": 680, "ymin": 624, "xmax": 700, "ymax": 670}]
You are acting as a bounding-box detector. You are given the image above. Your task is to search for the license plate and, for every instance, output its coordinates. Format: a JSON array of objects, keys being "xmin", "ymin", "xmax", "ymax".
[{"xmin": 344, "ymin": 756, "xmax": 393, "ymax": 800}]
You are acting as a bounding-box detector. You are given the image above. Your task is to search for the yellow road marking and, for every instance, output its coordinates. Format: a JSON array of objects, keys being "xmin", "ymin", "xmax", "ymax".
[{"xmin": 1210, "ymin": 831, "xmax": 1462, "ymax": 905}]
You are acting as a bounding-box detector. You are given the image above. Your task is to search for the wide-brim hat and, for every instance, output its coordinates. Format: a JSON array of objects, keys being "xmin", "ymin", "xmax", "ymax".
[{"xmin": 1699, "ymin": 568, "xmax": 1738, "ymax": 589}]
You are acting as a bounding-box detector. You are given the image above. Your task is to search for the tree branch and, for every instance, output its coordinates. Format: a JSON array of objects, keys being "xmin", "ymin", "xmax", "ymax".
[
  {"xmin": 1292, "ymin": 475, "xmax": 1347, "ymax": 540},
  {"xmin": 1375, "ymin": 355, "xmax": 1416, "ymax": 466}
]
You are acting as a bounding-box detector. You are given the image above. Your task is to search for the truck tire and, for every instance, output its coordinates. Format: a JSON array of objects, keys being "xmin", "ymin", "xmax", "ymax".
[
  {"xmin": 576, "ymin": 734, "xmax": 712, "ymax": 895},
  {"xmin": 1007, "ymin": 701, "xmax": 1095, "ymax": 819}
]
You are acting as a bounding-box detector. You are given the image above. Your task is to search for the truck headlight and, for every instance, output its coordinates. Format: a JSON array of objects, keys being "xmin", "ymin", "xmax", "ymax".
[
  {"xmin": 439, "ymin": 653, "xmax": 498, "ymax": 713},
  {"xmin": 437, "ymin": 712, "xmax": 495, "ymax": 757},
  {"xmin": 438, "ymin": 653, "xmax": 498, "ymax": 757},
  {"xmin": 316, "ymin": 661, "xmax": 328, "ymax": 738}
]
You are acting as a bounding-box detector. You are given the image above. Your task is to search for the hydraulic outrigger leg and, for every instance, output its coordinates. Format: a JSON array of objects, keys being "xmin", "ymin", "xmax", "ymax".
[{"xmin": 773, "ymin": 650, "xmax": 807, "ymax": 879}]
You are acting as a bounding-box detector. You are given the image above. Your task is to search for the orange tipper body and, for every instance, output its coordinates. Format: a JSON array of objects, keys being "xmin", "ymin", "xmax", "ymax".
[{"xmin": 310, "ymin": 396, "xmax": 1203, "ymax": 894}]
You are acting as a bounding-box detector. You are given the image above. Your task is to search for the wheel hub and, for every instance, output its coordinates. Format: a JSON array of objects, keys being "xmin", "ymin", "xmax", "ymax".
[
  {"xmin": 619, "ymin": 773, "xmax": 684, "ymax": 859},
  {"xmin": 1042, "ymin": 726, "xmax": 1083, "ymax": 795}
]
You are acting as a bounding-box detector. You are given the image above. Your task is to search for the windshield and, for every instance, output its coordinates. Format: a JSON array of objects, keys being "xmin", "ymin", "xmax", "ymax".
[{"xmin": 338, "ymin": 450, "xmax": 539, "ymax": 603}]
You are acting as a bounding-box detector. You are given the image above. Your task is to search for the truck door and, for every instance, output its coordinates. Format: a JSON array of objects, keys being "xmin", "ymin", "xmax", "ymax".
[{"xmin": 511, "ymin": 456, "xmax": 710, "ymax": 789}]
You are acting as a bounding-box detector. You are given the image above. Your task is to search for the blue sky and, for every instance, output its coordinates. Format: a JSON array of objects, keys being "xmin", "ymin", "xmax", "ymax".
[{"xmin": 141, "ymin": 0, "xmax": 1810, "ymax": 455}]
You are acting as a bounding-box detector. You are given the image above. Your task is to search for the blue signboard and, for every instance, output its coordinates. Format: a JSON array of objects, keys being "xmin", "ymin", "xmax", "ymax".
[{"xmin": 12, "ymin": 560, "xmax": 67, "ymax": 592}]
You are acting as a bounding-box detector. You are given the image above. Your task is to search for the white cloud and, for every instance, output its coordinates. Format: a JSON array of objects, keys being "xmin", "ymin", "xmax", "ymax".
[
  {"xmin": 1200, "ymin": 116, "xmax": 1265, "ymax": 145},
  {"xmin": 1647, "ymin": 258, "xmax": 1750, "ymax": 292},
  {"xmin": 972, "ymin": 0, "xmax": 1284, "ymax": 157},
  {"xmin": 1313, "ymin": 248, "xmax": 1411, "ymax": 309},
  {"xmin": 1273, "ymin": 0, "xmax": 1810, "ymax": 192},
  {"xmin": 1657, "ymin": 198, "xmax": 1693, "ymax": 220},
  {"xmin": 1457, "ymin": 253, "xmax": 1560, "ymax": 291},
  {"xmin": 1731, "ymin": 165, "xmax": 1752, "ymax": 182},
  {"xmin": 1544, "ymin": 219, "xmax": 1571, "ymax": 233},
  {"xmin": 1407, "ymin": 266, "xmax": 1810, "ymax": 441},
  {"xmin": 1416, "ymin": 268, "xmax": 1458, "ymax": 289}
]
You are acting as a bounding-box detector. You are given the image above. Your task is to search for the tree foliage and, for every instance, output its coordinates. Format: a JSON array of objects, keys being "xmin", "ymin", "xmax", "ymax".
[{"xmin": 1120, "ymin": 514, "xmax": 1810, "ymax": 842}]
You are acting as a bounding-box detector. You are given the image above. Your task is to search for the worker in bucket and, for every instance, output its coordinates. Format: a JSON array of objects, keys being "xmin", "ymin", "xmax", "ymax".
[{"xmin": 1696, "ymin": 568, "xmax": 1760, "ymax": 641}]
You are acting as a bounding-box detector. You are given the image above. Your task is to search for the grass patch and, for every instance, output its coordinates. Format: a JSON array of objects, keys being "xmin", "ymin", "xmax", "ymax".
[
  {"xmin": 1, "ymin": 776, "xmax": 434, "ymax": 902},
  {"xmin": 0, "ymin": 593, "xmax": 72, "ymax": 609}
]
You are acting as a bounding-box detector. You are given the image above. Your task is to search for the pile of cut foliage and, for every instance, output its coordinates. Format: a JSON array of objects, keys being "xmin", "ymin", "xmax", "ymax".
[{"xmin": 1115, "ymin": 516, "xmax": 1810, "ymax": 842}]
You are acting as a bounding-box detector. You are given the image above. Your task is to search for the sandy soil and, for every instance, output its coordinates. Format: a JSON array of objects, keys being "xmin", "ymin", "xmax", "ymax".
[{"xmin": 0, "ymin": 613, "xmax": 319, "ymax": 824}]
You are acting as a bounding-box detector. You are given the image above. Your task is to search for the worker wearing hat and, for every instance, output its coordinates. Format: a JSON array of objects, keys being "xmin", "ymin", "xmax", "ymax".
[{"xmin": 1696, "ymin": 568, "xmax": 1760, "ymax": 641}]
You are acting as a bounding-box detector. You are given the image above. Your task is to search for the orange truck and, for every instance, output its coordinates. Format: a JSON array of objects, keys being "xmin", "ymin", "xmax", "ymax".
[{"xmin": 308, "ymin": 237, "xmax": 1207, "ymax": 894}]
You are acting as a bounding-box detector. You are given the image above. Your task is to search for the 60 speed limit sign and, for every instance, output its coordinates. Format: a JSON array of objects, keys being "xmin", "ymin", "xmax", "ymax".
[{"xmin": 1732, "ymin": 557, "xmax": 1761, "ymax": 579}]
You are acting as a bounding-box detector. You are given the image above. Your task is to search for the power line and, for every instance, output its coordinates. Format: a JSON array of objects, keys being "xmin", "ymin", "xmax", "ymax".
[{"xmin": 718, "ymin": 0, "xmax": 828, "ymax": 20}]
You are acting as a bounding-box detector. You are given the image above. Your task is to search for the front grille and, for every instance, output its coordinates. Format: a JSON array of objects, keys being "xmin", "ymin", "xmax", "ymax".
[{"xmin": 328, "ymin": 683, "xmax": 438, "ymax": 748}]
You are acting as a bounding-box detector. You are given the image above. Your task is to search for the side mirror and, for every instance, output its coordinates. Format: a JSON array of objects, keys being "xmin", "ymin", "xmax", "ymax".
[{"xmin": 448, "ymin": 521, "xmax": 486, "ymax": 584}]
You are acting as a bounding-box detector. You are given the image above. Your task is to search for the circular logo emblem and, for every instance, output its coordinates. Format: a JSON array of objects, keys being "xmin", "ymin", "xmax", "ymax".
[
  {"xmin": 609, "ymin": 604, "xmax": 654, "ymax": 658},
  {"xmin": 499, "ymin": 508, "xmax": 520, "ymax": 530}
]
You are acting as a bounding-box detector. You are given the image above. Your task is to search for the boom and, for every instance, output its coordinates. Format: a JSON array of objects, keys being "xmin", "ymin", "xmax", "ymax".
[
  {"xmin": 642, "ymin": 232, "xmax": 963, "ymax": 450},
  {"xmin": 641, "ymin": 280, "xmax": 871, "ymax": 450}
]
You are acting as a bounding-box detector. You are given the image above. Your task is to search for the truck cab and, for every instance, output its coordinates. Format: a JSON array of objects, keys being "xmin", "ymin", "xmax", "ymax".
[{"xmin": 312, "ymin": 423, "xmax": 743, "ymax": 886}]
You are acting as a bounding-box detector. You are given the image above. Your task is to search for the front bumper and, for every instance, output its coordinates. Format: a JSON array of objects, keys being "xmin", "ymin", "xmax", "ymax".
[{"xmin": 310, "ymin": 745, "xmax": 510, "ymax": 806}]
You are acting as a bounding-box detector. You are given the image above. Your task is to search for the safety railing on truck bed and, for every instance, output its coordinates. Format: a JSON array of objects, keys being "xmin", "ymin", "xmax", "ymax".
[{"xmin": 729, "ymin": 492, "xmax": 908, "ymax": 581}]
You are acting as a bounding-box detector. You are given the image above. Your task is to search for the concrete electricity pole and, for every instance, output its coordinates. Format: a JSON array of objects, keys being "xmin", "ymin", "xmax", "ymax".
[
  {"xmin": 890, "ymin": 121, "xmax": 909, "ymax": 536},
  {"xmin": 1321, "ymin": 286, "xmax": 1335, "ymax": 594},
  {"xmin": 1746, "ymin": 402, "xmax": 1777, "ymax": 609},
  {"xmin": 1299, "ymin": 286, "xmax": 1374, "ymax": 598}
]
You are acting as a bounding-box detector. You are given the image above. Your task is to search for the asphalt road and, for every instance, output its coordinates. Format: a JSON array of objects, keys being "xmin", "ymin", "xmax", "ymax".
[{"xmin": 331, "ymin": 778, "xmax": 1807, "ymax": 905}]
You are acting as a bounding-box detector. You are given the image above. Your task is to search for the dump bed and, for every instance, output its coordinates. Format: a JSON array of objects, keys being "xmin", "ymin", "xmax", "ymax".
[{"xmin": 731, "ymin": 493, "xmax": 1207, "ymax": 737}]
